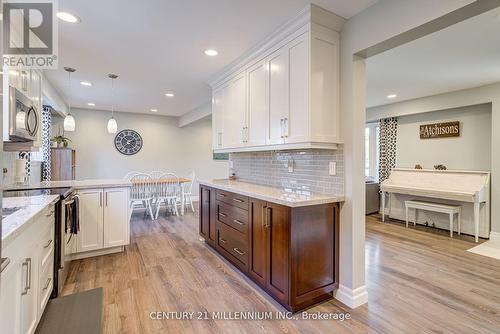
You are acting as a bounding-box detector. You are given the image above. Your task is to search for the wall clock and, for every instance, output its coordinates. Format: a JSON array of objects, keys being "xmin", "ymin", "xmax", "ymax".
[{"xmin": 114, "ymin": 129, "xmax": 143, "ymax": 155}]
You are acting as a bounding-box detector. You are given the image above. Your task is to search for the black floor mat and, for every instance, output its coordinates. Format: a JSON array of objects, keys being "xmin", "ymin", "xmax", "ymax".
[{"xmin": 36, "ymin": 288, "xmax": 103, "ymax": 334}]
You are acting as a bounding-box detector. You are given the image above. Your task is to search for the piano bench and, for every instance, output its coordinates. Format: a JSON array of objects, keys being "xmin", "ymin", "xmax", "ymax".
[{"xmin": 404, "ymin": 200, "xmax": 462, "ymax": 238}]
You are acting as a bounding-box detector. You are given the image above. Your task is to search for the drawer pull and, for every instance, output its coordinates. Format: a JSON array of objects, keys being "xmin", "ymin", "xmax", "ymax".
[
  {"xmin": 218, "ymin": 212, "xmax": 227, "ymax": 218},
  {"xmin": 232, "ymin": 198, "xmax": 244, "ymax": 203},
  {"xmin": 43, "ymin": 239, "xmax": 53, "ymax": 249},
  {"xmin": 218, "ymin": 193, "xmax": 227, "ymax": 197},
  {"xmin": 0, "ymin": 258, "xmax": 10, "ymax": 273},
  {"xmin": 219, "ymin": 238, "xmax": 227, "ymax": 244},
  {"xmin": 46, "ymin": 210, "xmax": 55, "ymax": 217},
  {"xmin": 43, "ymin": 278, "xmax": 52, "ymax": 290},
  {"xmin": 233, "ymin": 219, "xmax": 245, "ymax": 226},
  {"xmin": 233, "ymin": 248, "xmax": 245, "ymax": 256}
]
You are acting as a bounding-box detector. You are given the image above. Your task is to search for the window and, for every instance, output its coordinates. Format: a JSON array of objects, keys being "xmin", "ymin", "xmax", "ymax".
[{"xmin": 365, "ymin": 123, "xmax": 380, "ymax": 181}]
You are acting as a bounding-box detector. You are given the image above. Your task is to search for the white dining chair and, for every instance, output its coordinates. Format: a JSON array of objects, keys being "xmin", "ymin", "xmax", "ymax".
[
  {"xmin": 124, "ymin": 171, "xmax": 141, "ymax": 180},
  {"xmin": 149, "ymin": 171, "xmax": 164, "ymax": 180},
  {"xmin": 154, "ymin": 173, "xmax": 180, "ymax": 218},
  {"xmin": 181, "ymin": 170, "xmax": 195, "ymax": 213},
  {"xmin": 130, "ymin": 173, "xmax": 155, "ymax": 220}
]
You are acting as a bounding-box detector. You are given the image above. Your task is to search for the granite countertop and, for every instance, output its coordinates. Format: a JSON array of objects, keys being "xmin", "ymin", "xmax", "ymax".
[
  {"xmin": 199, "ymin": 179, "xmax": 344, "ymax": 207},
  {"xmin": 2, "ymin": 194, "xmax": 60, "ymax": 248},
  {"xmin": 4, "ymin": 179, "xmax": 132, "ymax": 191}
]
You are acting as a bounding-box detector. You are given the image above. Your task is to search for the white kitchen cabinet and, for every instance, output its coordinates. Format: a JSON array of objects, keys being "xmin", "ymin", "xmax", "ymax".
[
  {"xmin": 210, "ymin": 6, "xmax": 341, "ymax": 152},
  {"xmin": 222, "ymin": 72, "xmax": 247, "ymax": 149},
  {"xmin": 20, "ymin": 248, "xmax": 39, "ymax": 334},
  {"xmin": 76, "ymin": 187, "xmax": 130, "ymax": 256},
  {"xmin": 103, "ymin": 188, "xmax": 129, "ymax": 248},
  {"xmin": 246, "ymin": 60, "xmax": 267, "ymax": 147},
  {"xmin": 77, "ymin": 189, "xmax": 104, "ymax": 253},
  {"xmin": 212, "ymin": 85, "xmax": 226, "ymax": 150},
  {"xmin": 0, "ymin": 256, "xmax": 23, "ymax": 334}
]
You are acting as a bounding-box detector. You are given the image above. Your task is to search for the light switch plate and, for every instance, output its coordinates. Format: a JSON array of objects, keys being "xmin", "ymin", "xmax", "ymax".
[{"xmin": 329, "ymin": 162, "xmax": 336, "ymax": 176}]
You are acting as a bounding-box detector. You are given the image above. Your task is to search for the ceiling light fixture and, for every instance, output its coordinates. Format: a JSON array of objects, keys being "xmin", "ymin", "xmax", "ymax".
[
  {"xmin": 56, "ymin": 11, "xmax": 81, "ymax": 23},
  {"xmin": 204, "ymin": 49, "xmax": 218, "ymax": 56},
  {"xmin": 151, "ymin": 108, "xmax": 158, "ymax": 112},
  {"xmin": 107, "ymin": 74, "xmax": 118, "ymax": 134},
  {"xmin": 387, "ymin": 94, "xmax": 397, "ymax": 99},
  {"xmin": 87, "ymin": 102, "xmax": 95, "ymax": 107},
  {"xmin": 165, "ymin": 92, "xmax": 174, "ymax": 98},
  {"xmin": 63, "ymin": 67, "xmax": 76, "ymax": 132},
  {"xmin": 80, "ymin": 81, "xmax": 92, "ymax": 87}
]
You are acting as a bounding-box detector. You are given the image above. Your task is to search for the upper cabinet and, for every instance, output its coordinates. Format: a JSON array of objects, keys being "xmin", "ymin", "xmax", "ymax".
[{"xmin": 210, "ymin": 5, "xmax": 344, "ymax": 153}]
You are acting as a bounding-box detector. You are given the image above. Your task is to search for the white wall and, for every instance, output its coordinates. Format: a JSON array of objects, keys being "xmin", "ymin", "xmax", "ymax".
[
  {"xmin": 338, "ymin": 0, "xmax": 475, "ymax": 308},
  {"xmin": 59, "ymin": 108, "xmax": 228, "ymax": 196},
  {"xmin": 395, "ymin": 104, "xmax": 491, "ymax": 171}
]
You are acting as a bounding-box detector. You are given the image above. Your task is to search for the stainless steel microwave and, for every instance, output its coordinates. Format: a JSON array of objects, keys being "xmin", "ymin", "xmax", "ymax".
[{"xmin": 8, "ymin": 86, "xmax": 39, "ymax": 141}]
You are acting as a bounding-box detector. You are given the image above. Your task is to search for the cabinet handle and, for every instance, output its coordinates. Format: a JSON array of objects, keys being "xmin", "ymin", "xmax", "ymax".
[
  {"xmin": 233, "ymin": 219, "xmax": 245, "ymax": 226},
  {"xmin": 27, "ymin": 258, "xmax": 32, "ymax": 291},
  {"xmin": 100, "ymin": 192, "xmax": 102, "ymax": 207},
  {"xmin": 218, "ymin": 212, "xmax": 227, "ymax": 218},
  {"xmin": 265, "ymin": 207, "xmax": 272, "ymax": 228},
  {"xmin": 106, "ymin": 192, "xmax": 108, "ymax": 206},
  {"xmin": 241, "ymin": 127, "xmax": 245, "ymax": 143},
  {"xmin": 46, "ymin": 210, "xmax": 54, "ymax": 217},
  {"xmin": 0, "ymin": 257, "xmax": 10, "ymax": 273},
  {"xmin": 232, "ymin": 198, "xmax": 244, "ymax": 203},
  {"xmin": 43, "ymin": 278, "xmax": 52, "ymax": 291},
  {"xmin": 284, "ymin": 117, "xmax": 288, "ymax": 138},
  {"xmin": 233, "ymin": 248, "xmax": 245, "ymax": 256},
  {"xmin": 21, "ymin": 258, "xmax": 32, "ymax": 295},
  {"xmin": 43, "ymin": 239, "xmax": 53, "ymax": 248},
  {"xmin": 280, "ymin": 119, "xmax": 284, "ymax": 138},
  {"xmin": 218, "ymin": 193, "xmax": 227, "ymax": 198},
  {"xmin": 219, "ymin": 238, "xmax": 227, "ymax": 244},
  {"xmin": 262, "ymin": 206, "xmax": 268, "ymax": 228}
]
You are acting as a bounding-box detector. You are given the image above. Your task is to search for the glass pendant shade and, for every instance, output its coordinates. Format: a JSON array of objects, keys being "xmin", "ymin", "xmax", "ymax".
[
  {"xmin": 107, "ymin": 117, "xmax": 117, "ymax": 134},
  {"xmin": 64, "ymin": 114, "xmax": 76, "ymax": 131}
]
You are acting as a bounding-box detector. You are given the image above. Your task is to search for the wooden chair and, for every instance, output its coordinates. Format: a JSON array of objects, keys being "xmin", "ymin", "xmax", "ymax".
[
  {"xmin": 154, "ymin": 173, "xmax": 180, "ymax": 218},
  {"xmin": 130, "ymin": 173, "xmax": 155, "ymax": 219}
]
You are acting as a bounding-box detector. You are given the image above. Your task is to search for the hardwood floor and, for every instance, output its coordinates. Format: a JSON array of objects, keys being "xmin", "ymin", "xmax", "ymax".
[{"xmin": 62, "ymin": 209, "xmax": 500, "ymax": 334}]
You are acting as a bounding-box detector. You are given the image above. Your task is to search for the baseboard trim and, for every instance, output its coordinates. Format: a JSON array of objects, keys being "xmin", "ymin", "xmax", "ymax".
[
  {"xmin": 490, "ymin": 231, "xmax": 500, "ymax": 242},
  {"xmin": 71, "ymin": 246, "xmax": 124, "ymax": 260},
  {"xmin": 334, "ymin": 284, "xmax": 368, "ymax": 309}
]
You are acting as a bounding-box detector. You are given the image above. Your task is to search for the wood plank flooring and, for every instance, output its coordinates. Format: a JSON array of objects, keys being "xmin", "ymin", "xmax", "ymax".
[{"xmin": 62, "ymin": 209, "xmax": 500, "ymax": 334}]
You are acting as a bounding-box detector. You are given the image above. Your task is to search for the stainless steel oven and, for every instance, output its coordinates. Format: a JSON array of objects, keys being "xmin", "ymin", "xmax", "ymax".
[{"xmin": 8, "ymin": 86, "xmax": 39, "ymax": 141}]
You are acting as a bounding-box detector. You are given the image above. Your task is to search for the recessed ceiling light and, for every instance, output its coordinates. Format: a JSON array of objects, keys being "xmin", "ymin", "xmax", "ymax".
[
  {"xmin": 204, "ymin": 49, "xmax": 218, "ymax": 56},
  {"xmin": 387, "ymin": 94, "xmax": 397, "ymax": 99},
  {"xmin": 80, "ymin": 81, "xmax": 92, "ymax": 87},
  {"xmin": 151, "ymin": 108, "xmax": 158, "ymax": 112},
  {"xmin": 165, "ymin": 92, "xmax": 175, "ymax": 97},
  {"xmin": 87, "ymin": 102, "xmax": 95, "ymax": 106},
  {"xmin": 57, "ymin": 11, "xmax": 81, "ymax": 23}
]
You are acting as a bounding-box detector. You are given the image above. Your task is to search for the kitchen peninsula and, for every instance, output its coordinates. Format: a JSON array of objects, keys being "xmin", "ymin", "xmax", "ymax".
[{"xmin": 199, "ymin": 179, "xmax": 343, "ymax": 312}]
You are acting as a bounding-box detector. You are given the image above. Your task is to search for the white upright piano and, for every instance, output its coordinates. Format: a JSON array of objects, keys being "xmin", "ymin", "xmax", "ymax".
[{"xmin": 380, "ymin": 168, "xmax": 490, "ymax": 242}]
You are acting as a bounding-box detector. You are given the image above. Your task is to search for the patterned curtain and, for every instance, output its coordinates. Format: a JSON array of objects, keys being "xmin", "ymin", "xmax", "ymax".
[
  {"xmin": 41, "ymin": 106, "xmax": 52, "ymax": 181},
  {"xmin": 378, "ymin": 117, "xmax": 398, "ymax": 182}
]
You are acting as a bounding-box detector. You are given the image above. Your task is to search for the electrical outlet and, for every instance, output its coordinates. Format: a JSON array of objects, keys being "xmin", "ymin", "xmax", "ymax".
[{"xmin": 329, "ymin": 162, "xmax": 336, "ymax": 176}]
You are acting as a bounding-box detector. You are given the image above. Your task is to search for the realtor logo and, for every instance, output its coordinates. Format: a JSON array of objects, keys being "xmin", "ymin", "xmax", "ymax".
[{"xmin": 3, "ymin": 0, "xmax": 58, "ymax": 69}]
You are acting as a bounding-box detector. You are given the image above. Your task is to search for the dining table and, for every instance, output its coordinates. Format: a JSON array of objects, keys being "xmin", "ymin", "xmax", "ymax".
[{"xmin": 131, "ymin": 177, "xmax": 192, "ymax": 215}]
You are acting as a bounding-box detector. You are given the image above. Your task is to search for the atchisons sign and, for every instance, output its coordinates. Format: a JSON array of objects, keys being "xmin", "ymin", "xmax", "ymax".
[{"xmin": 420, "ymin": 121, "xmax": 460, "ymax": 139}]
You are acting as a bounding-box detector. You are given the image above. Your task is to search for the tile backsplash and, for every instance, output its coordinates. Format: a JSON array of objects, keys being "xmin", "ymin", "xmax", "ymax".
[{"xmin": 230, "ymin": 149, "xmax": 344, "ymax": 195}]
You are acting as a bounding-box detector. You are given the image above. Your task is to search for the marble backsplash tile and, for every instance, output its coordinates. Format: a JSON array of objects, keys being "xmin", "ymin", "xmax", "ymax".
[{"xmin": 229, "ymin": 148, "xmax": 344, "ymax": 195}]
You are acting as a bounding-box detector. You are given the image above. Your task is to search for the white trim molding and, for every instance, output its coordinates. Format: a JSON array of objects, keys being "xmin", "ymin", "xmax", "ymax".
[
  {"xmin": 335, "ymin": 284, "xmax": 368, "ymax": 309},
  {"xmin": 490, "ymin": 231, "xmax": 500, "ymax": 242}
]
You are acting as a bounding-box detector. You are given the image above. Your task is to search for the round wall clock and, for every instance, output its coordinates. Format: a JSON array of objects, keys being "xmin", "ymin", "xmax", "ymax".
[{"xmin": 114, "ymin": 129, "xmax": 143, "ymax": 155}]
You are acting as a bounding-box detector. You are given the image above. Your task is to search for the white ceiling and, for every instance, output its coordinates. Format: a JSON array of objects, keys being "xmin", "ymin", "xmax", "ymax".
[
  {"xmin": 45, "ymin": 0, "xmax": 377, "ymax": 117},
  {"xmin": 366, "ymin": 7, "xmax": 500, "ymax": 108}
]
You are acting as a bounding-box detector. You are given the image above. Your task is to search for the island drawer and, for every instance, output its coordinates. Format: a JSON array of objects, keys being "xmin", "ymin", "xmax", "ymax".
[
  {"xmin": 215, "ymin": 190, "xmax": 249, "ymax": 210},
  {"xmin": 216, "ymin": 222, "xmax": 248, "ymax": 269},
  {"xmin": 216, "ymin": 201, "xmax": 248, "ymax": 234}
]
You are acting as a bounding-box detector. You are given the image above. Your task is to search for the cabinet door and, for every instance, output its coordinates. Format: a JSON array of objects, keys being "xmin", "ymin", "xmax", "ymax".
[
  {"xmin": 248, "ymin": 199, "xmax": 267, "ymax": 287},
  {"xmin": 199, "ymin": 186, "xmax": 211, "ymax": 241},
  {"xmin": 266, "ymin": 202, "xmax": 290, "ymax": 304},
  {"xmin": 20, "ymin": 252, "xmax": 38, "ymax": 334},
  {"xmin": 223, "ymin": 73, "xmax": 247, "ymax": 148},
  {"xmin": 212, "ymin": 86, "xmax": 225, "ymax": 150},
  {"xmin": 77, "ymin": 189, "xmax": 104, "ymax": 252},
  {"xmin": 0, "ymin": 257, "xmax": 23, "ymax": 334},
  {"xmin": 104, "ymin": 188, "xmax": 129, "ymax": 248},
  {"xmin": 246, "ymin": 60, "xmax": 267, "ymax": 147},
  {"xmin": 286, "ymin": 33, "xmax": 309, "ymax": 144},
  {"xmin": 267, "ymin": 47, "xmax": 288, "ymax": 145}
]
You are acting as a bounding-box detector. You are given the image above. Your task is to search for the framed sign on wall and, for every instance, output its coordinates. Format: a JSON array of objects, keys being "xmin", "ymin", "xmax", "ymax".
[{"xmin": 420, "ymin": 121, "xmax": 460, "ymax": 139}]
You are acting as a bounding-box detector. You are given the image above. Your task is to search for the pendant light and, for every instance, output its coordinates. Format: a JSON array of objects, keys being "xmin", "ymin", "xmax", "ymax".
[
  {"xmin": 63, "ymin": 67, "xmax": 76, "ymax": 131},
  {"xmin": 107, "ymin": 74, "xmax": 118, "ymax": 134}
]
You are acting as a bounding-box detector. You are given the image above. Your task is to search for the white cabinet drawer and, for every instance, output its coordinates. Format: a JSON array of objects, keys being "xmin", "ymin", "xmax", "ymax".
[
  {"xmin": 39, "ymin": 224, "xmax": 54, "ymax": 270},
  {"xmin": 38, "ymin": 253, "xmax": 54, "ymax": 315}
]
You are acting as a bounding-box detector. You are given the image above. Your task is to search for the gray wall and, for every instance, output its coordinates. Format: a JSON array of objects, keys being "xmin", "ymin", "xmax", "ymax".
[
  {"xmin": 58, "ymin": 108, "xmax": 228, "ymax": 196},
  {"xmin": 395, "ymin": 104, "xmax": 491, "ymax": 171}
]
